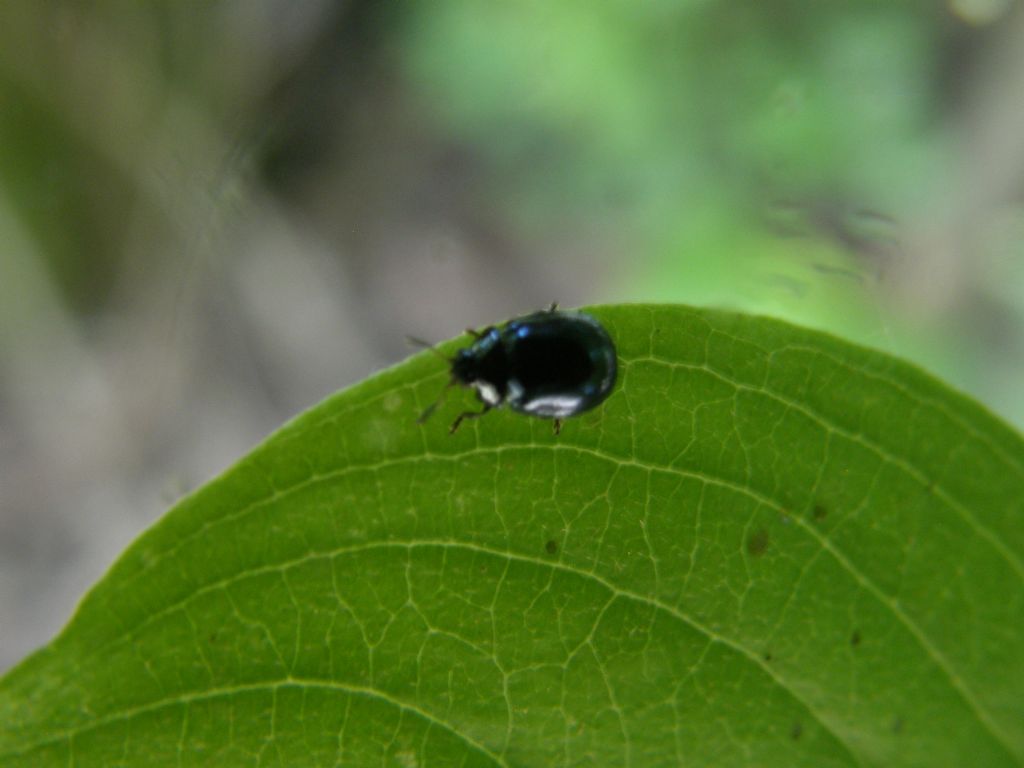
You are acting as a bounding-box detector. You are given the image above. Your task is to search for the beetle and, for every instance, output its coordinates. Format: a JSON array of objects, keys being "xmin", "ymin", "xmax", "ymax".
[{"xmin": 416, "ymin": 305, "xmax": 617, "ymax": 434}]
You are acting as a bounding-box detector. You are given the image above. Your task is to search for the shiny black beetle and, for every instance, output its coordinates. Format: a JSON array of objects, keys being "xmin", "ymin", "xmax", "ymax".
[{"xmin": 417, "ymin": 306, "xmax": 617, "ymax": 434}]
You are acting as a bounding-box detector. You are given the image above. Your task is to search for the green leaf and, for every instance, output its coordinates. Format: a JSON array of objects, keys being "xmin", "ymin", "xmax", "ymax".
[{"xmin": 1, "ymin": 305, "xmax": 1022, "ymax": 767}]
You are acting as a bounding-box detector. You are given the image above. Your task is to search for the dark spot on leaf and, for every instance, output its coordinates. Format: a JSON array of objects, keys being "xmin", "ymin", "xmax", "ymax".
[
  {"xmin": 791, "ymin": 721, "xmax": 803, "ymax": 740},
  {"xmin": 763, "ymin": 651, "xmax": 773, "ymax": 662},
  {"xmin": 545, "ymin": 539, "xmax": 559, "ymax": 555},
  {"xmin": 851, "ymin": 629, "xmax": 862, "ymax": 647},
  {"xmin": 812, "ymin": 503, "xmax": 828, "ymax": 520},
  {"xmin": 892, "ymin": 716, "xmax": 904, "ymax": 734},
  {"xmin": 208, "ymin": 633, "xmax": 216, "ymax": 644},
  {"xmin": 747, "ymin": 529, "xmax": 770, "ymax": 557}
]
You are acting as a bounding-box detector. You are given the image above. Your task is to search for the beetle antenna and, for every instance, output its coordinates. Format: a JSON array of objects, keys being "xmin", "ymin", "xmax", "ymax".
[
  {"xmin": 417, "ymin": 381, "xmax": 453, "ymax": 424},
  {"xmin": 406, "ymin": 335, "xmax": 449, "ymax": 362}
]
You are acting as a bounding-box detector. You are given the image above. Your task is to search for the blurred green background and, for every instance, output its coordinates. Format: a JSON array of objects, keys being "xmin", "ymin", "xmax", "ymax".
[{"xmin": 2, "ymin": 0, "xmax": 1023, "ymax": 671}]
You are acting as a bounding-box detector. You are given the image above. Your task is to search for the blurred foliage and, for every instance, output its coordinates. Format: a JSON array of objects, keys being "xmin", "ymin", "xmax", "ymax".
[
  {"xmin": 0, "ymin": 73, "xmax": 127, "ymax": 314},
  {"xmin": 1, "ymin": 0, "xmax": 1023, "ymax": 424},
  {"xmin": 401, "ymin": 2, "xmax": 944, "ymax": 325},
  {"xmin": 395, "ymin": 0, "xmax": 1024, "ymax": 422}
]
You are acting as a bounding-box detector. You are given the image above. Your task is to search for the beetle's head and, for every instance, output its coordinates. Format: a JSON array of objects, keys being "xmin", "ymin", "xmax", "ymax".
[
  {"xmin": 450, "ymin": 349, "xmax": 480, "ymax": 386},
  {"xmin": 413, "ymin": 341, "xmax": 481, "ymax": 427}
]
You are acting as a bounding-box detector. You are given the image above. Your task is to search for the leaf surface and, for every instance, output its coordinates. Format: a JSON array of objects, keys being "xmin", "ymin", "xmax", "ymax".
[{"xmin": 1, "ymin": 305, "xmax": 1022, "ymax": 767}]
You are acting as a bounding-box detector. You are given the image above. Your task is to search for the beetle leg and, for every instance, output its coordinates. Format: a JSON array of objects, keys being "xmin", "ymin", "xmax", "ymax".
[
  {"xmin": 449, "ymin": 404, "xmax": 492, "ymax": 434},
  {"xmin": 552, "ymin": 419, "xmax": 562, "ymax": 435},
  {"xmin": 417, "ymin": 380, "xmax": 454, "ymax": 424},
  {"xmin": 547, "ymin": 301, "xmax": 559, "ymax": 312}
]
